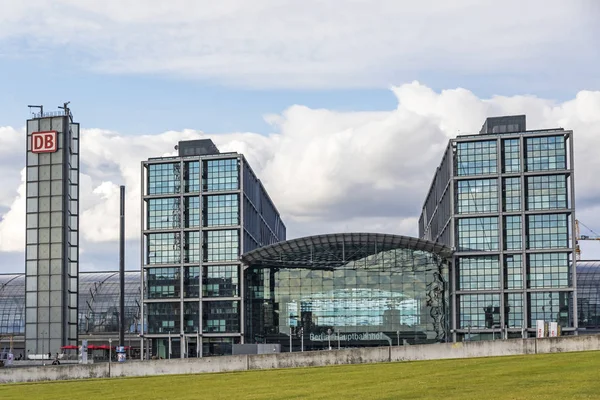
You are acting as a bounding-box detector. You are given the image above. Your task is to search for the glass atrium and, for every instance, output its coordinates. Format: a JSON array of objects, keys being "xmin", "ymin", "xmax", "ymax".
[{"xmin": 242, "ymin": 233, "xmax": 452, "ymax": 351}]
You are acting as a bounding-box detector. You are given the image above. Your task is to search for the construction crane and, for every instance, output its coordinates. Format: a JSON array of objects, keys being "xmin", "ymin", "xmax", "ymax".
[{"xmin": 575, "ymin": 219, "xmax": 600, "ymax": 260}]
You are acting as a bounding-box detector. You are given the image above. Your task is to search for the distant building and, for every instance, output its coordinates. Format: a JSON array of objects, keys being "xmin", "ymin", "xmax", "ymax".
[
  {"xmin": 419, "ymin": 115, "xmax": 576, "ymax": 341},
  {"xmin": 140, "ymin": 139, "xmax": 286, "ymax": 358},
  {"xmin": 575, "ymin": 261, "xmax": 600, "ymax": 333}
]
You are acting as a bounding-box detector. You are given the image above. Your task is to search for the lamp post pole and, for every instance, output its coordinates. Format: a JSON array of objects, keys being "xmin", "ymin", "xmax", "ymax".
[{"xmin": 327, "ymin": 329, "xmax": 332, "ymax": 351}]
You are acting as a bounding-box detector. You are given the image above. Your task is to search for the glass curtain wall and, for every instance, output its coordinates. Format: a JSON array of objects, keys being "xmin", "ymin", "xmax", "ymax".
[
  {"xmin": 452, "ymin": 132, "xmax": 574, "ymax": 340},
  {"xmin": 246, "ymin": 247, "xmax": 449, "ymax": 351}
]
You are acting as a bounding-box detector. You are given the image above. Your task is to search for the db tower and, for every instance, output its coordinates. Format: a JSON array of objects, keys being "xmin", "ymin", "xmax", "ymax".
[{"xmin": 25, "ymin": 104, "xmax": 80, "ymax": 357}]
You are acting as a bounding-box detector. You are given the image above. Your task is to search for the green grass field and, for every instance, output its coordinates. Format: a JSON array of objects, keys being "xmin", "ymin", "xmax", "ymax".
[{"xmin": 2, "ymin": 351, "xmax": 600, "ymax": 400}]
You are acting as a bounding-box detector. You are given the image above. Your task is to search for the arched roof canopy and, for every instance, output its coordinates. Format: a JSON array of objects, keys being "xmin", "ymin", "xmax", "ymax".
[{"xmin": 241, "ymin": 233, "xmax": 453, "ymax": 270}]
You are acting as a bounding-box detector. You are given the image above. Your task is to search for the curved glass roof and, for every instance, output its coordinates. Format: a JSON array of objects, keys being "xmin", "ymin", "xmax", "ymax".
[
  {"xmin": 79, "ymin": 271, "xmax": 142, "ymax": 334},
  {"xmin": 576, "ymin": 261, "xmax": 600, "ymax": 329},
  {"xmin": 0, "ymin": 271, "xmax": 141, "ymax": 336},
  {"xmin": 0, "ymin": 274, "xmax": 25, "ymax": 335},
  {"xmin": 241, "ymin": 232, "xmax": 453, "ymax": 269}
]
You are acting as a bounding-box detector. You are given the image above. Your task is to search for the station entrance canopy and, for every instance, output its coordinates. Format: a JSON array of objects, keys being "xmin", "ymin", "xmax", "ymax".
[{"xmin": 241, "ymin": 233, "xmax": 453, "ymax": 349}]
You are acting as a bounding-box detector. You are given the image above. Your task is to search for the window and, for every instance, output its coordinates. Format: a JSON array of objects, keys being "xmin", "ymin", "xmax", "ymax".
[
  {"xmin": 504, "ymin": 216, "xmax": 522, "ymax": 250},
  {"xmin": 505, "ymin": 293, "xmax": 523, "ymax": 328},
  {"xmin": 502, "ymin": 139, "xmax": 521, "ymax": 173},
  {"xmin": 457, "ymin": 217, "xmax": 499, "ymax": 251},
  {"xmin": 456, "ymin": 179, "xmax": 498, "ymax": 214},
  {"xmin": 147, "ymin": 233, "xmax": 181, "ymax": 264},
  {"xmin": 184, "ymin": 232, "xmax": 201, "ymax": 263},
  {"xmin": 202, "ymin": 337, "xmax": 240, "ymax": 357},
  {"xmin": 456, "ymin": 140, "xmax": 497, "ymax": 176},
  {"xmin": 184, "ymin": 161, "xmax": 200, "ymax": 192},
  {"xmin": 205, "ymin": 194, "xmax": 239, "ymax": 226},
  {"xmin": 184, "ymin": 266, "xmax": 200, "ymax": 298},
  {"xmin": 526, "ymin": 174, "xmax": 567, "ymax": 210},
  {"xmin": 147, "ymin": 267, "xmax": 180, "ymax": 299},
  {"xmin": 529, "ymin": 291, "xmax": 571, "ymax": 327},
  {"xmin": 526, "ymin": 136, "xmax": 566, "ymax": 171},
  {"xmin": 185, "ymin": 197, "xmax": 200, "ymax": 228},
  {"xmin": 204, "ymin": 159, "xmax": 239, "ymax": 192},
  {"xmin": 204, "ymin": 230, "xmax": 239, "ymax": 262},
  {"xmin": 459, "ymin": 294, "xmax": 500, "ymax": 329},
  {"xmin": 527, "ymin": 214, "xmax": 569, "ymax": 249},
  {"xmin": 503, "ymin": 177, "xmax": 521, "ymax": 212},
  {"xmin": 505, "ymin": 254, "xmax": 523, "ymax": 289},
  {"xmin": 458, "ymin": 256, "xmax": 499, "ymax": 290},
  {"xmin": 528, "ymin": 253, "xmax": 569, "ymax": 288},
  {"xmin": 203, "ymin": 265, "xmax": 239, "ymax": 297},
  {"xmin": 147, "ymin": 302, "xmax": 180, "ymax": 334},
  {"xmin": 184, "ymin": 302, "xmax": 199, "ymax": 333},
  {"xmin": 147, "ymin": 198, "xmax": 180, "ymax": 229},
  {"xmin": 148, "ymin": 163, "xmax": 181, "ymax": 195},
  {"xmin": 202, "ymin": 300, "xmax": 240, "ymax": 333}
]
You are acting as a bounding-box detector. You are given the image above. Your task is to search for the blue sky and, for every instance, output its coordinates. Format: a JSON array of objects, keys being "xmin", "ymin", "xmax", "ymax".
[
  {"xmin": 1, "ymin": 0, "xmax": 600, "ymax": 270},
  {"xmin": 1, "ymin": 54, "xmax": 597, "ymax": 137}
]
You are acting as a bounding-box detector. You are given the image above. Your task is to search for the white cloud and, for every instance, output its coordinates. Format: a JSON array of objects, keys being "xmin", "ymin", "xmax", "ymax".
[
  {"xmin": 0, "ymin": 1, "xmax": 597, "ymax": 88},
  {"xmin": 1, "ymin": 81, "xmax": 600, "ymax": 270}
]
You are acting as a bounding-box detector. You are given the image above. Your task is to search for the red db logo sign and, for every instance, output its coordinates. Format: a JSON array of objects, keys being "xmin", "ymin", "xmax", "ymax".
[{"xmin": 31, "ymin": 131, "xmax": 58, "ymax": 153}]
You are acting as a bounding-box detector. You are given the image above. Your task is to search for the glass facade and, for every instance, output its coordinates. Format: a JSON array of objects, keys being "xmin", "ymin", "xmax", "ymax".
[
  {"xmin": 205, "ymin": 230, "xmax": 239, "ymax": 262},
  {"xmin": 458, "ymin": 294, "xmax": 500, "ymax": 329},
  {"xmin": 458, "ymin": 256, "xmax": 499, "ymax": 290},
  {"xmin": 527, "ymin": 214, "xmax": 569, "ymax": 249},
  {"xmin": 526, "ymin": 175, "xmax": 567, "ymax": 210},
  {"xmin": 529, "ymin": 291, "xmax": 571, "ymax": 327},
  {"xmin": 456, "ymin": 140, "xmax": 497, "ymax": 176},
  {"xmin": 504, "ymin": 216, "xmax": 522, "ymax": 250},
  {"xmin": 505, "ymin": 293, "xmax": 523, "ymax": 328},
  {"xmin": 457, "ymin": 217, "xmax": 499, "ymax": 251},
  {"xmin": 504, "ymin": 254, "xmax": 523, "ymax": 289},
  {"xmin": 142, "ymin": 145, "xmax": 286, "ymax": 358},
  {"xmin": 148, "ymin": 163, "xmax": 180, "ymax": 195},
  {"xmin": 243, "ymin": 235, "xmax": 451, "ymax": 350},
  {"xmin": 525, "ymin": 136, "xmax": 566, "ymax": 171},
  {"xmin": 204, "ymin": 194, "xmax": 239, "ymax": 226},
  {"xmin": 502, "ymin": 139, "xmax": 521, "ymax": 173},
  {"xmin": 203, "ymin": 265, "xmax": 239, "ymax": 297},
  {"xmin": 527, "ymin": 253, "xmax": 569, "ymax": 288},
  {"xmin": 420, "ymin": 117, "xmax": 575, "ymax": 341},
  {"xmin": 576, "ymin": 262, "xmax": 600, "ymax": 331},
  {"xmin": 0, "ymin": 271, "xmax": 142, "ymax": 336},
  {"xmin": 503, "ymin": 177, "xmax": 521, "ymax": 212},
  {"xmin": 204, "ymin": 159, "xmax": 239, "ymax": 191},
  {"xmin": 148, "ymin": 198, "xmax": 180, "ymax": 229},
  {"xmin": 456, "ymin": 179, "xmax": 498, "ymax": 214}
]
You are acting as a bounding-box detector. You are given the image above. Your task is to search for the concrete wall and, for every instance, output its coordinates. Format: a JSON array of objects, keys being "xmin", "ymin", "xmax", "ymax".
[{"xmin": 2, "ymin": 335, "xmax": 600, "ymax": 384}]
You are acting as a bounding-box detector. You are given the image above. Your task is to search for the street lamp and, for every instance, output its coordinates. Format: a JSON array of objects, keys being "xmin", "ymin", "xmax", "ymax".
[{"xmin": 327, "ymin": 329, "xmax": 332, "ymax": 351}]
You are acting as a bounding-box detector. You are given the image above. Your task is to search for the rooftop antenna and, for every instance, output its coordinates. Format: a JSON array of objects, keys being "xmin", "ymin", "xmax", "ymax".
[
  {"xmin": 27, "ymin": 105, "xmax": 43, "ymax": 117},
  {"xmin": 58, "ymin": 101, "xmax": 73, "ymax": 122}
]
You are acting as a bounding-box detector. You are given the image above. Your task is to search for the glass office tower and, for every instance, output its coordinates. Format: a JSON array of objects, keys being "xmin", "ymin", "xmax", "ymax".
[
  {"xmin": 140, "ymin": 139, "xmax": 285, "ymax": 358},
  {"xmin": 419, "ymin": 116, "xmax": 576, "ymax": 341}
]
